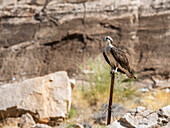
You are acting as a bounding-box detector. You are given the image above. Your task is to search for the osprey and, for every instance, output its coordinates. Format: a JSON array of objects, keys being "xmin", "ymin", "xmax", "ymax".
[{"xmin": 103, "ymin": 36, "xmax": 136, "ymax": 79}]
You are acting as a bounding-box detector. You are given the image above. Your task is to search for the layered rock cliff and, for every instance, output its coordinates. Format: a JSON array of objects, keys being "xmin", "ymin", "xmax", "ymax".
[{"xmin": 0, "ymin": 0, "xmax": 170, "ymax": 82}]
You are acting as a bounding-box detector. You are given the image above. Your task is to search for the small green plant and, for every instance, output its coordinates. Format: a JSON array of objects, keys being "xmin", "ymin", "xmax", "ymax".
[
  {"xmin": 68, "ymin": 107, "xmax": 77, "ymax": 119},
  {"xmin": 66, "ymin": 123, "xmax": 75, "ymax": 128}
]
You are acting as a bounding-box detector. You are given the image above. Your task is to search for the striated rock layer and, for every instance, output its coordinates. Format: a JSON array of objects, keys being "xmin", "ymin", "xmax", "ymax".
[{"xmin": 0, "ymin": 0, "xmax": 170, "ymax": 82}]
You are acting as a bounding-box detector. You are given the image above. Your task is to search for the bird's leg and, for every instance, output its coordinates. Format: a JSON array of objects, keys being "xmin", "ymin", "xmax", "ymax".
[
  {"xmin": 114, "ymin": 63, "xmax": 119, "ymax": 75},
  {"xmin": 110, "ymin": 67, "xmax": 118, "ymax": 76},
  {"xmin": 115, "ymin": 63, "xmax": 119, "ymax": 74},
  {"xmin": 115, "ymin": 67, "xmax": 118, "ymax": 73}
]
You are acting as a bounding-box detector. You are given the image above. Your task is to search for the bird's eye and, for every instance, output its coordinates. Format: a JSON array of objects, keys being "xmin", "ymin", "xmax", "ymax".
[{"xmin": 104, "ymin": 37, "xmax": 107, "ymax": 41}]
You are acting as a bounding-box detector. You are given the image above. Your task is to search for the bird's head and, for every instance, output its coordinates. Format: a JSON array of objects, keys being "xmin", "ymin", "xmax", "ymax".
[{"xmin": 103, "ymin": 36, "xmax": 113, "ymax": 45}]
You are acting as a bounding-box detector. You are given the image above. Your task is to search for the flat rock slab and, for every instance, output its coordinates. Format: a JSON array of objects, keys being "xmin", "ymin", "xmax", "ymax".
[{"xmin": 0, "ymin": 71, "xmax": 72, "ymax": 123}]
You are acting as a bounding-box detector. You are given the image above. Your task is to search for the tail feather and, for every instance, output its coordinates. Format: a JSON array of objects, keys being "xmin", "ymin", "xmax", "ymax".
[
  {"xmin": 126, "ymin": 72, "xmax": 136, "ymax": 79},
  {"xmin": 130, "ymin": 69, "xmax": 136, "ymax": 79}
]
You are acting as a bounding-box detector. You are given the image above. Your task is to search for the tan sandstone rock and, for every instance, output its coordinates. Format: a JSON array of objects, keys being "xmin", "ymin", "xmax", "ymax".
[{"xmin": 0, "ymin": 71, "xmax": 72, "ymax": 124}]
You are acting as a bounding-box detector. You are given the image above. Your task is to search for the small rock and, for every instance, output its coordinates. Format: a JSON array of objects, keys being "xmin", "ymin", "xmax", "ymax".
[
  {"xmin": 83, "ymin": 123, "xmax": 92, "ymax": 128},
  {"xmin": 107, "ymin": 120, "xmax": 125, "ymax": 128},
  {"xmin": 72, "ymin": 123, "xmax": 84, "ymax": 128},
  {"xmin": 157, "ymin": 105, "xmax": 170, "ymax": 126},
  {"xmin": 158, "ymin": 105, "xmax": 170, "ymax": 118},
  {"xmin": 31, "ymin": 123, "xmax": 52, "ymax": 128},
  {"xmin": 120, "ymin": 113, "xmax": 137, "ymax": 128},
  {"xmin": 136, "ymin": 106, "xmax": 146, "ymax": 113},
  {"xmin": 18, "ymin": 113, "xmax": 35, "ymax": 128},
  {"xmin": 0, "ymin": 117, "xmax": 19, "ymax": 128},
  {"xmin": 163, "ymin": 88, "xmax": 170, "ymax": 93},
  {"xmin": 39, "ymin": 118, "xmax": 49, "ymax": 124},
  {"xmin": 137, "ymin": 88, "xmax": 150, "ymax": 92},
  {"xmin": 130, "ymin": 106, "xmax": 146, "ymax": 116},
  {"xmin": 140, "ymin": 110, "xmax": 153, "ymax": 117}
]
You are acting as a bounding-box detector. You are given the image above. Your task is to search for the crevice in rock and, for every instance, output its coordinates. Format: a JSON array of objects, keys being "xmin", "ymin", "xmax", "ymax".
[
  {"xmin": 138, "ymin": 50, "xmax": 143, "ymax": 63},
  {"xmin": 86, "ymin": 35, "xmax": 94, "ymax": 41},
  {"xmin": 1, "ymin": 15, "xmax": 33, "ymax": 19},
  {"xmin": 43, "ymin": 41, "xmax": 60, "ymax": 47},
  {"xmin": 143, "ymin": 68, "xmax": 155, "ymax": 72},
  {"xmin": 138, "ymin": 68, "xmax": 156, "ymax": 79},
  {"xmin": 65, "ymin": 0, "xmax": 87, "ymax": 4},
  {"xmin": 34, "ymin": 13, "xmax": 43, "ymax": 22},
  {"xmin": 48, "ymin": 17, "xmax": 59, "ymax": 26},
  {"xmin": 0, "ymin": 106, "xmax": 39, "ymax": 123},
  {"xmin": 42, "ymin": 0, "xmax": 52, "ymax": 12},
  {"xmin": 42, "ymin": 33, "xmax": 87, "ymax": 50},
  {"xmin": 0, "ymin": 106, "xmax": 65, "ymax": 126},
  {"xmin": 34, "ymin": 0, "xmax": 52, "ymax": 23},
  {"xmin": 2, "ymin": 46, "xmax": 9, "ymax": 49},
  {"xmin": 150, "ymin": 76, "xmax": 156, "ymax": 88},
  {"xmin": 61, "ymin": 33, "xmax": 85, "ymax": 43},
  {"xmin": 47, "ymin": 117, "xmax": 64, "ymax": 126},
  {"xmin": 100, "ymin": 22, "xmax": 121, "ymax": 32}
]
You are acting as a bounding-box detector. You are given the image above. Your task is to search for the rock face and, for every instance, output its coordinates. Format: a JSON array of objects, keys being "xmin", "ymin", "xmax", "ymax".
[
  {"xmin": 0, "ymin": 0, "xmax": 170, "ymax": 82},
  {"xmin": 108, "ymin": 105, "xmax": 170, "ymax": 128},
  {"xmin": 0, "ymin": 71, "xmax": 72, "ymax": 126}
]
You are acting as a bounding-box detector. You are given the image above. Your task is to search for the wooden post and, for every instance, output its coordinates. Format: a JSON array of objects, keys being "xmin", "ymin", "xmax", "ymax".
[{"xmin": 107, "ymin": 73, "xmax": 115, "ymax": 125}]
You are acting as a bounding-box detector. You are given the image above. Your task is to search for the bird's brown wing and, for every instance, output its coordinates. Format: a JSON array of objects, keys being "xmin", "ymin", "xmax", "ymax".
[
  {"xmin": 110, "ymin": 47, "xmax": 131, "ymax": 71},
  {"xmin": 103, "ymin": 51, "xmax": 111, "ymax": 66},
  {"xmin": 103, "ymin": 50, "xmax": 126, "ymax": 74}
]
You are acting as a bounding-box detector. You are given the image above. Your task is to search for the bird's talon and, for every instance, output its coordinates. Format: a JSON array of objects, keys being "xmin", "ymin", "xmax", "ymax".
[{"xmin": 110, "ymin": 70, "xmax": 118, "ymax": 76}]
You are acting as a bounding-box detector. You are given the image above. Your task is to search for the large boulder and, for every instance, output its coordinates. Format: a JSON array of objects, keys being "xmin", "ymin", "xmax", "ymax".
[{"xmin": 0, "ymin": 71, "xmax": 72, "ymax": 125}]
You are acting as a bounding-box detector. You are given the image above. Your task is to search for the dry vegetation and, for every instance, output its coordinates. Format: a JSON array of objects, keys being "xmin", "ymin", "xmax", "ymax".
[
  {"xmin": 67, "ymin": 55, "xmax": 170, "ymax": 127},
  {"xmin": 140, "ymin": 89, "xmax": 170, "ymax": 111}
]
